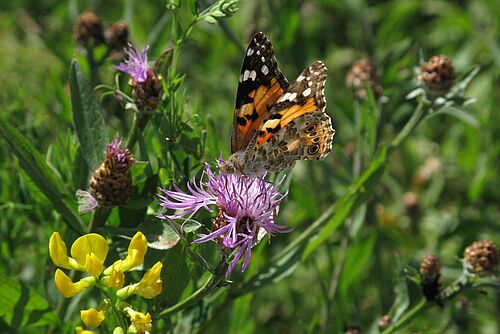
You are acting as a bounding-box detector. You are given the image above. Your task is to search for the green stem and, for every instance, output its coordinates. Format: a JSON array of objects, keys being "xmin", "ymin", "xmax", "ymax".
[
  {"xmin": 88, "ymin": 207, "xmax": 112, "ymax": 233},
  {"xmin": 125, "ymin": 113, "xmax": 149, "ymax": 149},
  {"xmin": 381, "ymin": 298, "xmax": 428, "ymax": 334},
  {"xmin": 85, "ymin": 45, "xmax": 99, "ymax": 87},
  {"xmin": 158, "ymin": 263, "xmax": 227, "ymax": 316},
  {"xmin": 389, "ymin": 101, "xmax": 425, "ymax": 151}
]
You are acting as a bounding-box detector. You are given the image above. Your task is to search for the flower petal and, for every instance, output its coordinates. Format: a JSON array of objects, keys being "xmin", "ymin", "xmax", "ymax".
[
  {"xmin": 135, "ymin": 262, "xmax": 163, "ymax": 299},
  {"xmin": 121, "ymin": 232, "xmax": 147, "ymax": 271},
  {"xmin": 49, "ymin": 232, "xmax": 72, "ymax": 269},
  {"xmin": 80, "ymin": 307, "xmax": 105, "ymax": 328},
  {"xmin": 102, "ymin": 260, "xmax": 125, "ymax": 288},
  {"xmin": 54, "ymin": 269, "xmax": 94, "ymax": 298},
  {"xmin": 71, "ymin": 233, "xmax": 108, "ymax": 275}
]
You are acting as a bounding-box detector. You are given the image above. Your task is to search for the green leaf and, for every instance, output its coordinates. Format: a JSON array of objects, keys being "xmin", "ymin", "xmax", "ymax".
[
  {"xmin": 431, "ymin": 106, "xmax": 480, "ymax": 128},
  {"xmin": 0, "ymin": 115, "xmax": 84, "ymax": 234},
  {"xmin": 187, "ymin": 0, "xmax": 199, "ymax": 15},
  {"xmin": 69, "ymin": 59, "xmax": 107, "ymax": 171},
  {"xmin": 0, "ymin": 273, "xmax": 59, "ymax": 329},
  {"xmin": 302, "ymin": 147, "xmax": 388, "ymax": 259}
]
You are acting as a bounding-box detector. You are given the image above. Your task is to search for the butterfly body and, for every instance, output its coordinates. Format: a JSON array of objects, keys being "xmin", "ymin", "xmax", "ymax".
[{"xmin": 220, "ymin": 32, "xmax": 335, "ymax": 177}]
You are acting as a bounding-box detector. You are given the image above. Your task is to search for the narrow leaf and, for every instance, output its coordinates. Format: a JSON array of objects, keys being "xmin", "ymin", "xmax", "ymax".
[
  {"xmin": 69, "ymin": 59, "xmax": 107, "ymax": 171},
  {"xmin": 0, "ymin": 115, "xmax": 84, "ymax": 234}
]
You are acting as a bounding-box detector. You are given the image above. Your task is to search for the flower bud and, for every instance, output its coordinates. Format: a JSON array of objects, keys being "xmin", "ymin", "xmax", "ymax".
[
  {"xmin": 104, "ymin": 21, "xmax": 129, "ymax": 50},
  {"xmin": 419, "ymin": 255, "xmax": 441, "ymax": 302},
  {"xmin": 463, "ymin": 240, "xmax": 498, "ymax": 275},
  {"xmin": 419, "ymin": 55, "xmax": 454, "ymax": 96},
  {"xmin": 73, "ymin": 11, "xmax": 104, "ymax": 46},
  {"xmin": 344, "ymin": 325, "xmax": 362, "ymax": 334},
  {"xmin": 346, "ymin": 59, "xmax": 382, "ymax": 100},
  {"xmin": 129, "ymin": 73, "xmax": 163, "ymax": 112}
]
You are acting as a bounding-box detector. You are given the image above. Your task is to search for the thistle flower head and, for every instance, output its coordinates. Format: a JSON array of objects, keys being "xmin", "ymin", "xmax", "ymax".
[
  {"xmin": 464, "ymin": 240, "xmax": 498, "ymax": 275},
  {"xmin": 105, "ymin": 135, "xmax": 134, "ymax": 170},
  {"xmin": 158, "ymin": 160, "xmax": 290, "ymax": 275},
  {"xmin": 116, "ymin": 44, "xmax": 151, "ymax": 83}
]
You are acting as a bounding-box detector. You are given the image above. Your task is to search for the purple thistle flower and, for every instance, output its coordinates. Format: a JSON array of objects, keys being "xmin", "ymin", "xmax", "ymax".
[
  {"xmin": 106, "ymin": 134, "xmax": 134, "ymax": 169},
  {"xmin": 158, "ymin": 161, "xmax": 290, "ymax": 275},
  {"xmin": 116, "ymin": 43, "xmax": 151, "ymax": 83}
]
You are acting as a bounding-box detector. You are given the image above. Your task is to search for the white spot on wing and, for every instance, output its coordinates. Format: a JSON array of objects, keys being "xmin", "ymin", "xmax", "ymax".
[
  {"xmin": 303, "ymin": 88, "xmax": 312, "ymax": 97},
  {"xmin": 243, "ymin": 70, "xmax": 250, "ymax": 81},
  {"xmin": 247, "ymin": 48, "xmax": 254, "ymax": 56},
  {"xmin": 261, "ymin": 56, "xmax": 265, "ymax": 62},
  {"xmin": 297, "ymin": 75, "xmax": 305, "ymax": 81},
  {"xmin": 278, "ymin": 92, "xmax": 297, "ymax": 102},
  {"xmin": 250, "ymin": 70, "xmax": 257, "ymax": 81},
  {"xmin": 262, "ymin": 65, "xmax": 269, "ymax": 75}
]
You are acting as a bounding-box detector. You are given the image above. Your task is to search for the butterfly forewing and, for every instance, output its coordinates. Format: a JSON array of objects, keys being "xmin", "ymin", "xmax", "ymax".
[{"xmin": 231, "ymin": 32, "xmax": 289, "ymax": 153}]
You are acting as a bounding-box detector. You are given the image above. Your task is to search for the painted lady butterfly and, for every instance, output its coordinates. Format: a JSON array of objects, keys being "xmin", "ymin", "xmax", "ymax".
[{"xmin": 219, "ymin": 32, "xmax": 335, "ymax": 177}]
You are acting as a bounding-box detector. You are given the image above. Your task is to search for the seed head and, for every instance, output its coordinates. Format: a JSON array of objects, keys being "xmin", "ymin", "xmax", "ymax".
[
  {"xmin": 104, "ymin": 21, "xmax": 129, "ymax": 50},
  {"xmin": 378, "ymin": 315, "xmax": 391, "ymax": 330},
  {"xmin": 420, "ymin": 255, "xmax": 442, "ymax": 302},
  {"xmin": 463, "ymin": 240, "xmax": 498, "ymax": 275},
  {"xmin": 73, "ymin": 11, "xmax": 104, "ymax": 46},
  {"xmin": 419, "ymin": 55, "xmax": 454, "ymax": 96},
  {"xmin": 346, "ymin": 59, "xmax": 382, "ymax": 100}
]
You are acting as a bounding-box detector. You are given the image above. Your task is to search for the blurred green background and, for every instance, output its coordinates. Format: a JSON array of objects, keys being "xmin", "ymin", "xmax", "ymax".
[{"xmin": 1, "ymin": 0, "xmax": 499, "ymax": 333}]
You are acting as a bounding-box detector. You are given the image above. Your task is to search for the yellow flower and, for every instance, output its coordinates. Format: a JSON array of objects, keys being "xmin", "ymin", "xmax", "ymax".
[
  {"xmin": 102, "ymin": 260, "xmax": 125, "ymax": 288},
  {"xmin": 81, "ymin": 307, "xmax": 106, "ymax": 328},
  {"xmin": 71, "ymin": 233, "xmax": 109, "ymax": 276},
  {"xmin": 124, "ymin": 307, "xmax": 152, "ymax": 334},
  {"xmin": 49, "ymin": 232, "xmax": 109, "ymax": 276},
  {"xmin": 121, "ymin": 232, "xmax": 148, "ymax": 271},
  {"xmin": 117, "ymin": 262, "xmax": 163, "ymax": 299},
  {"xmin": 75, "ymin": 327, "xmax": 96, "ymax": 334},
  {"xmin": 54, "ymin": 269, "xmax": 95, "ymax": 298}
]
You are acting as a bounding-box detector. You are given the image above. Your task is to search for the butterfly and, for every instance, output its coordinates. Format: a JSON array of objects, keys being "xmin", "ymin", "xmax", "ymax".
[{"xmin": 219, "ymin": 32, "xmax": 335, "ymax": 177}]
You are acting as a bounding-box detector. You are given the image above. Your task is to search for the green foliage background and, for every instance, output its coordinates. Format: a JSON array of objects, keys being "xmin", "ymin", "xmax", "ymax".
[{"xmin": 0, "ymin": 0, "xmax": 499, "ymax": 333}]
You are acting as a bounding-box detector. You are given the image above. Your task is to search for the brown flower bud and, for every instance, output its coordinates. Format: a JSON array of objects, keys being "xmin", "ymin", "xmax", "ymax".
[
  {"xmin": 420, "ymin": 255, "xmax": 442, "ymax": 302},
  {"xmin": 463, "ymin": 240, "xmax": 498, "ymax": 275},
  {"xmin": 104, "ymin": 21, "xmax": 129, "ymax": 50},
  {"xmin": 89, "ymin": 137, "xmax": 134, "ymax": 207},
  {"xmin": 346, "ymin": 59, "xmax": 382, "ymax": 100},
  {"xmin": 419, "ymin": 55, "xmax": 454, "ymax": 96},
  {"xmin": 73, "ymin": 11, "xmax": 104, "ymax": 46},
  {"xmin": 130, "ymin": 72, "xmax": 163, "ymax": 112},
  {"xmin": 403, "ymin": 192, "xmax": 419, "ymax": 216}
]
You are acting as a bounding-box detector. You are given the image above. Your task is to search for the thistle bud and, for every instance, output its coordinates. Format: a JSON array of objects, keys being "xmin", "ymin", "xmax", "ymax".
[
  {"xmin": 419, "ymin": 55, "xmax": 454, "ymax": 96},
  {"xmin": 346, "ymin": 59, "xmax": 382, "ymax": 100},
  {"xmin": 73, "ymin": 11, "xmax": 104, "ymax": 46},
  {"xmin": 403, "ymin": 191, "xmax": 419, "ymax": 216},
  {"xmin": 89, "ymin": 136, "xmax": 134, "ymax": 207},
  {"xmin": 104, "ymin": 21, "xmax": 129, "ymax": 50},
  {"xmin": 463, "ymin": 240, "xmax": 498, "ymax": 275},
  {"xmin": 419, "ymin": 255, "xmax": 441, "ymax": 302}
]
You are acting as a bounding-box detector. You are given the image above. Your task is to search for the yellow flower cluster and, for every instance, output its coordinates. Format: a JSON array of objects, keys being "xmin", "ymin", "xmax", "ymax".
[{"xmin": 49, "ymin": 231, "xmax": 163, "ymax": 333}]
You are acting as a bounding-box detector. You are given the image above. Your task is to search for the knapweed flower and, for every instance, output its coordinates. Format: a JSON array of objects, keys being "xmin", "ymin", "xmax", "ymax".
[
  {"xmin": 419, "ymin": 55, "xmax": 454, "ymax": 96},
  {"xmin": 73, "ymin": 11, "xmax": 104, "ymax": 46},
  {"xmin": 464, "ymin": 240, "xmax": 498, "ymax": 276},
  {"xmin": 117, "ymin": 44, "xmax": 162, "ymax": 112},
  {"xmin": 158, "ymin": 161, "xmax": 289, "ymax": 275},
  {"xmin": 49, "ymin": 232, "xmax": 108, "ymax": 297},
  {"xmin": 346, "ymin": 59, "xmax": 382, "ymax": 100},
  {"xmin": 77, "ymin": 135, "xmax": 134, "ymax": 214},
  {"xmin": 104, "ymin": 21, "xmax": 129, "ymax": 50},
  {"xmin": 419, "ymin": 255, "xmax": 442, "ymax": 302}
]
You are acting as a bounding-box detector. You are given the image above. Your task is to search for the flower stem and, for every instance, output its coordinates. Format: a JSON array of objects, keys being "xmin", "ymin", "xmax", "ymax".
[
  {"xmin": 158, "ymin": 263, "xmax": 227, "ymax": 316},
  {"xmin": 125, "ymin": 112, "xmax": 149, "ymax": 149},
  {"xmin": 389, "ymin": 101, "xmax": 425, "ymax": 151},
  {"xmin": 381, "ymin": 298, "xmax": 428, "ymax": 334},
  {"xmin": 89, "ymin": 207, "xmax": 112, "ymax": 233}
]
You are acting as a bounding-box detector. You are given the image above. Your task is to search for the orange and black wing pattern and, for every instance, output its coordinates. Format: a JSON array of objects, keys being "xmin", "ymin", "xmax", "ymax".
[{"xmin": 231, "ymin": 32, "xmax": 289, "ymax": 153}]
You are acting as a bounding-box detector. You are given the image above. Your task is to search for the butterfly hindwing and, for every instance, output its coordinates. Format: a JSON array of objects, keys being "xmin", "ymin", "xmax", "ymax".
[
  {"xmin": 231, "ymin": 32, "xmax": 289, "ymax": 153},
  {"xmin": 248, "ymin": 61, "xmax": 334, "ymax": 168}
]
